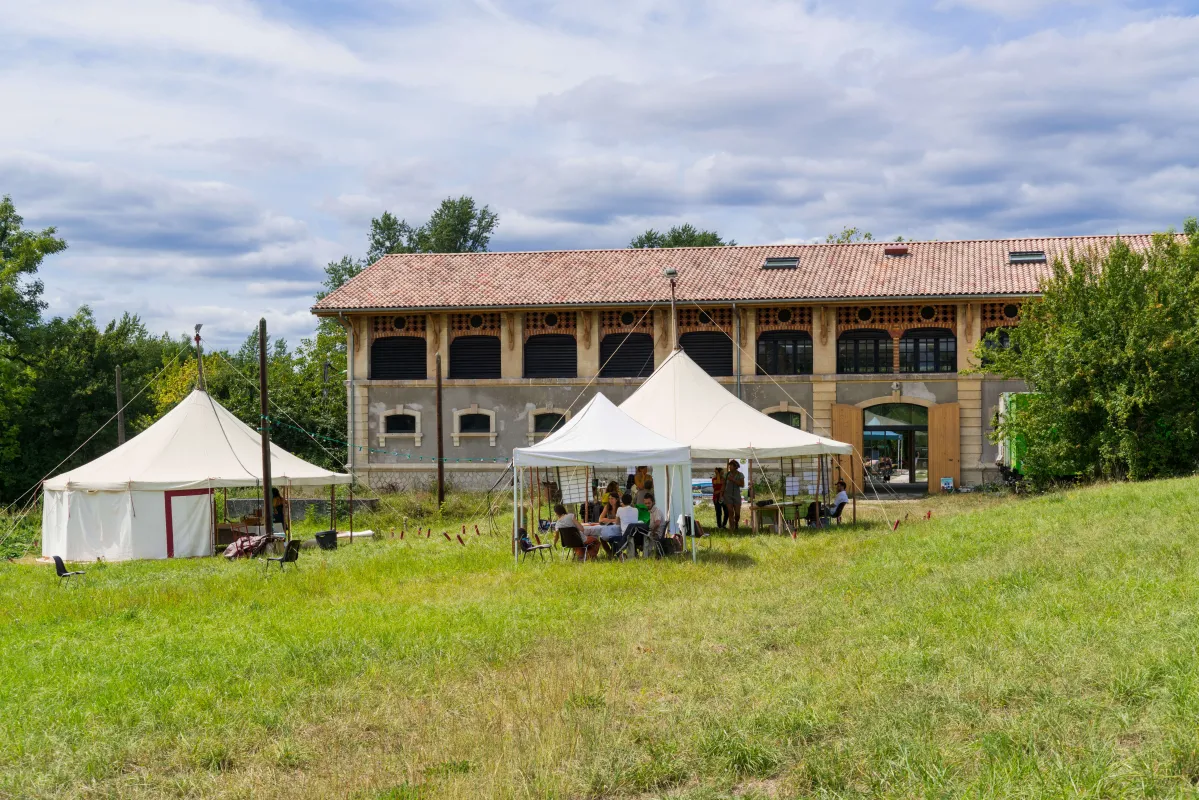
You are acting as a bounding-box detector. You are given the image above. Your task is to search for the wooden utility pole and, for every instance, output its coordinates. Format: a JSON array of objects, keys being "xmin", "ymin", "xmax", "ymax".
[
  {"xmin": 194, "ymin": 324, "xmax": 206, "ymax": 391},
  {"xmin": 115, "ymin": 365, "xmax": 126, "ymax": 445},
  {"xmin": 258, "ymin": 318, "xmax": 274, "ymax": 539},
  {"xmin": 435, "ymin": 352, "xmax": 445, "ymax": 505}
]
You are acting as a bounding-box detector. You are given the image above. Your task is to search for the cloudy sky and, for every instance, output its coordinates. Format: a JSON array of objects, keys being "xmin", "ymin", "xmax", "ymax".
[{"xmin": 3, "ymin": 0, "xmax": 1198, "ymax": 347}]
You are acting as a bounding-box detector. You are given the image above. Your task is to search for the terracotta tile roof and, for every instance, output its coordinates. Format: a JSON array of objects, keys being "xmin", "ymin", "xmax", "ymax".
[{"xmin": 312, "ymin": 234, "xmax": 1163, "ymax": 313}]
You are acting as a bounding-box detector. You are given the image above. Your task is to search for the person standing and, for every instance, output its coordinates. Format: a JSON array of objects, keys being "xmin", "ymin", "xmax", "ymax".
[
  {"xmin": 722, "ymin": 460, "xmax": 745, "ymax": 531},
  {"xmin": 711, "ymin": 467, "xmax": 727, "ymax": 529}
]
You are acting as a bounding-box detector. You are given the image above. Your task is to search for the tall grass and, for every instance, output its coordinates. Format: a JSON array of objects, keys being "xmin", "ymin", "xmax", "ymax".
[{"xmin": 2, "ymin": 479, "xmax": 1198, "ymax": 797}]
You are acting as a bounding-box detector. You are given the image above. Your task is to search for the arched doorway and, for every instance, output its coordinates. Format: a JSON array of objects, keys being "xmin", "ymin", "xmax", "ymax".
[{"xmin": 863, "ymin": 403, "xmax": 928, "ymax": 489}]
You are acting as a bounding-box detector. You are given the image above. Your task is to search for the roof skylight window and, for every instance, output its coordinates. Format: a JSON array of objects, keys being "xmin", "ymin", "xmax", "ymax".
[
  {"xmin": 762, "ymin": 257, "xmax": 799, "ymax": 270},
  {"xmin": 1009, "ymin": 250, "xmax": 1047, "ymax": 264}
]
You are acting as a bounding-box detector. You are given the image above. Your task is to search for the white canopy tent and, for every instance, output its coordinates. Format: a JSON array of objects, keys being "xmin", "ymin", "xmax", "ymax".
[
  {"xmin": 511, "ymin": 393, "xmax": 696, "ymax": 561},
  {"xmin": 620, "ymin": 349, "xmax": 854, "ymax": 528},
  {"xmin": 42, "ymin": 389, "xmax": 350, "ymax": 562}
]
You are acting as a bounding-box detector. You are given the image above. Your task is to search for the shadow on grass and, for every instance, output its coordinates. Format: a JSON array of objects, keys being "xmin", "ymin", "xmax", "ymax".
[{"xmin": 695, "ymin": 549, "xmax": 757, "ymax": 569}]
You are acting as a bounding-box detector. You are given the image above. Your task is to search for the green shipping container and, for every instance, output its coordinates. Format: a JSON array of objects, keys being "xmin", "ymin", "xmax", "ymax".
[{"xmin": 997, "ymin": 392, "xmax": 1031, "ymax": 475}]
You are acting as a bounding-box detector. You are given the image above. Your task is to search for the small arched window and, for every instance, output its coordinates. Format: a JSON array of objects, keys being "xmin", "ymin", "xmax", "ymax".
[
  {"xmin": 459, "ymin": 413, "xmax": 491, "ymax": 433},
  {"xmin": 534, "ymin": 412, "xmax": 565, "ymax": 434},
  {"xmin": 599, "ymin": 333, "xmax": 654, "ymax": 378},
  {"xmin": 524, "ymin": 334, "xmax": 577, "ymax": 378},
  {"xmin": 768, "ymin": 411, "xmax": 805, "ymax": 428},
  {"xmin": 452, "ymin": 405, "xmax": 497, "ymax": 446},
  {"xmin": 449, "ymin": 335, "xmax": 501, "ymax": 379},
  {"xmin": 371, "ymin": 336, "xmax": 426, "ymax": 380},
  {"xmin": 837, "ymin": 331, "xmax": 893, "ymax": 374},
  {"xmin": 757, "ymin": 330, "xmax": 813, "ymax": 375},
  {"xmin": 680, "ymin": 331, "xmax": 733, "ymax": 377},
  {"xmin": 385, "ymin": 414, "xmax": 416, "ymax": 434},
  {"xmin": 899, "ymin": 328, "xmax": 956, "ymax": 373}
]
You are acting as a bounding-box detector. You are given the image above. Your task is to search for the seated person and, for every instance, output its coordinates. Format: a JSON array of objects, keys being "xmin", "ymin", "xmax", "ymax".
[
  {"xmin": 830, "ymin": 481, "xmax": 849, "ymax": 514},
  {"xmin": 603, "ymin": 480, "xmax": 621, "ymax": 505},
  {"xmin": 555, "ymin": 503, "xmax": 599, "ymax": 560},
  {"xmin": 805, "ymin": 481, "xmax": 850, "ymax": 526},
  {"xmin": 617, "ymin": 492, "xmax": 646, "ymax": 555},
  {"xmin": 596, "ymin": 494, "xmax": 626, "ymax": 554},
  {"xmin": 644, "ymin": 492, "xmax": 667, "ymax": 555}
]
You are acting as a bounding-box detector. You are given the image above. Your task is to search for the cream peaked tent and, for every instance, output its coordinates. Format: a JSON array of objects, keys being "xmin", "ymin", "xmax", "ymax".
[
  {"xmin": 620, "ymin": 349, "xmax": 853, "ymax": 459},
  {"xmin": 43, "ymin": 389, "xmax": 349, "ymax": 562}
]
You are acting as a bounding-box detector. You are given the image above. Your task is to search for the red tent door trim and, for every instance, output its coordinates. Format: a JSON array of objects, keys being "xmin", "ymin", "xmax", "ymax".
[{"xmin": 164, "ymin": 489, "xmax": 213, "ymax": 558}]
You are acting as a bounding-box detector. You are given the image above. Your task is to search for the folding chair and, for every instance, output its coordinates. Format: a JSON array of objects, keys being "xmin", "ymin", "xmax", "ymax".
[
  {"xmin": 264, "ymin": 538, "xmax": 301, "ymax": 571},
  {"xmin": 819, "ymin": 502, "xmax": 847, "ymax": 528},
  {"xmin": 517, "ymin": 528, "xmax": 553, "ymax": 562},
  {"xmin": 556, "ymin": 525, "xmax": 594, "ymax": 562},
  {"xmin": 53, "ymin": 556, "xmax": 84, "ymax": 586},
  {"xmin": 622, "ymin": 522, "xmax": 650, "ymax": 558}
]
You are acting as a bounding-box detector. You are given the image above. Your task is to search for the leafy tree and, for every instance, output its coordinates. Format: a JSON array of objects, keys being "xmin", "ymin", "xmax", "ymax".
[
  {"xmin": 0, "ymin": 310, "xmax": 178, "ymax": 499},
  {"xmin": 414, "ymin": 196, "xmax": 498, "ymax": 253},
  {"xmin": 980, "ymin": 218, "xmax": 1199, "ymax": 483},
  {"xmin": 629, "ymin": 224, "xmax": 734, "ymax": 248},
  {"xmin": 826, "ymin": 226, "xmax": 874, "ymax": 244},
  {"xmin": 366, "ymin": 211, "xmax": 418, "ymax": 262},
  {"xmin": 1, "ymin": 194, "xmax": 66, "ymax": 351}
]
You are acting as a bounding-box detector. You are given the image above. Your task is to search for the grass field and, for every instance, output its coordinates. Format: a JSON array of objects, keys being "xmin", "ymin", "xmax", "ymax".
[{"xmin": 3, "ymin": 479, "xmax": 1199, "ymax": 798}]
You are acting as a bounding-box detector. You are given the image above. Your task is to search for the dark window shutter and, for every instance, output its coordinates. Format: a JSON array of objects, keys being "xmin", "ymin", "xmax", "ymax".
[
  {"xmin": 449, "ymin": 336, "xmax": 501, "ymax": 379},
  {"xmin": 459, "ymin": 413, "xmax": 492, "ymax": 433},
  {"xmin": 385, "ymin": 414, "xmax": 416, "ymax": 433},
  {"xmin": 679, "ymin": 331, "xmax": 733, "ymax": 377},
  {"xmin": 524, "ymin": 334, "xmax": 577, "ymax": 378},
  {"xmin": 533, "ymin": 412, "xmax": 565, "ymax": 433},
  {"xmin": 599, "ymin": 333, "xmax": 654, "ymax": 378},
  {"xmin": 371, "ymin": 336, "xmax": 426, "ymax": 380}
]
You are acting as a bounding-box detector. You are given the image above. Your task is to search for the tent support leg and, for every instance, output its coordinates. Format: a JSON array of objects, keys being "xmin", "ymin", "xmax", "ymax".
[
  {"xmin": 513, "ymin": 465, "xmax": 520, "ymax": 565},
  {"xmin": 349, "ymin": 482, "xmax": 353, "ymax": 543}
]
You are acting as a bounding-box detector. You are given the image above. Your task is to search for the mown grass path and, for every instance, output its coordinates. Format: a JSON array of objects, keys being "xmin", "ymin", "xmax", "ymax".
[{"xmin": 3, "ymin": 479, "xmax": 1199, "ymax": 798}]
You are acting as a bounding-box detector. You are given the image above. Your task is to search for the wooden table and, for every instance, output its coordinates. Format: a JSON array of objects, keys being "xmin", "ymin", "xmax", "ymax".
[{"xmin": 751, "ymin": 501, "xmax": 806, "ymax": 533}]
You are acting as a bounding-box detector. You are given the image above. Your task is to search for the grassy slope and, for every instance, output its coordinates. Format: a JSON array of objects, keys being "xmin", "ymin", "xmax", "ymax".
[{"xmin": 2, "ymin": 480, "xmax": 1198, "ymax": 798}]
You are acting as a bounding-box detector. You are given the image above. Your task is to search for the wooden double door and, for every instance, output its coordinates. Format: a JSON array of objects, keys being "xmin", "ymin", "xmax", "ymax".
[{"xmin": 832, "ymin": 402, "xmax": 960, "ymax": 494}]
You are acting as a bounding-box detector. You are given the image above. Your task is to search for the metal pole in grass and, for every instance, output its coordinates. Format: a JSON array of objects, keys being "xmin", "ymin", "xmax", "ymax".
[
  {"xmin": 115, "ymin": 365, "xmax": 126, "ymax": 445},
  {"xmin": 435, "ymin": 353, "xmax": 445, "ymax": 506},
  {"xmin": 257, "ymin": 318, "xmax": 275, "ymax": 544},
  {"xmin": 512, "ymin": 461, "xmax": 519, "ymax": 565}
]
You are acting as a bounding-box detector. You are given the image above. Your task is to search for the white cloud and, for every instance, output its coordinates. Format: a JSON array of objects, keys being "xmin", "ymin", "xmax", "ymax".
[{"xmin": 2, "ymin": 0, "xmax": 1197, "ymax": 347}]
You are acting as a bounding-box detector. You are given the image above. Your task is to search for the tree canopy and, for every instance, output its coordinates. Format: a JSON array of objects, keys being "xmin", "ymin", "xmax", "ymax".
[
  {"xmin": 629, "ymin": 224, "xmax": 734, "ymax": 249},
  {"xmin": 361, "ymin": 197, "xmax": 499, "ymax": 263},
  {"xmin": 981, "ymin": 218, "xmax": 1199, "ymax": 483}
]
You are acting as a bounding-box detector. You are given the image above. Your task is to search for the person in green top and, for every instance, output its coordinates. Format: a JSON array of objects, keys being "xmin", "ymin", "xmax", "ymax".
[{"xmin": 722, "ymin": 460, "xmax": 745, "ymax": 530}]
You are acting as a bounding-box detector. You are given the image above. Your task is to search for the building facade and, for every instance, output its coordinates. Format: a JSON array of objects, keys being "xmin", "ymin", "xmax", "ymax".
[{"xmin": 313, "ymin": 235, "xmax": 1148, "ymax": 493}]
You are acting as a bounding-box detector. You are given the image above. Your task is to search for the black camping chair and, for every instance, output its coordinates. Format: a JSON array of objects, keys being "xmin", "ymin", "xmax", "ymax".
[
  {"xmin": 556, "ymin": 525, "xmax": 593, "ymax": 563},
  {"xmin": 681, "ymin": 515, "xmax": 710, "ymax": 551},
  {"xmin": 517, "ymin": 527, "xmax": 553, "ymax": 562},
  {"xmin": 53, "ymin": 556, "xmax": 84, "ymax": 586},
  {"xmin": 821, "ymin": 501, "xmax": 847, "ymax": 528},
  {"xmin": 264, "ymin": 538, "xmax": 301, "ymax": 571}
]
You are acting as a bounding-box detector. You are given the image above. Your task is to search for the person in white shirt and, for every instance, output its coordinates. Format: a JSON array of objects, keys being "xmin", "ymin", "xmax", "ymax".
[
  {"xmin": 823, "ymin": 481, "xmax": 849, "ymax": 523},
  {"xmin": 615, "ymin": 492, "xmax": 640, "ymax": 533}
]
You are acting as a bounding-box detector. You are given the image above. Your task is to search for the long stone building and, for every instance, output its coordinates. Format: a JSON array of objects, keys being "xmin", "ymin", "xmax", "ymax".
[{"xmin": 312, "ymin": 235, "xmax": 1149, "ymax": 494}]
